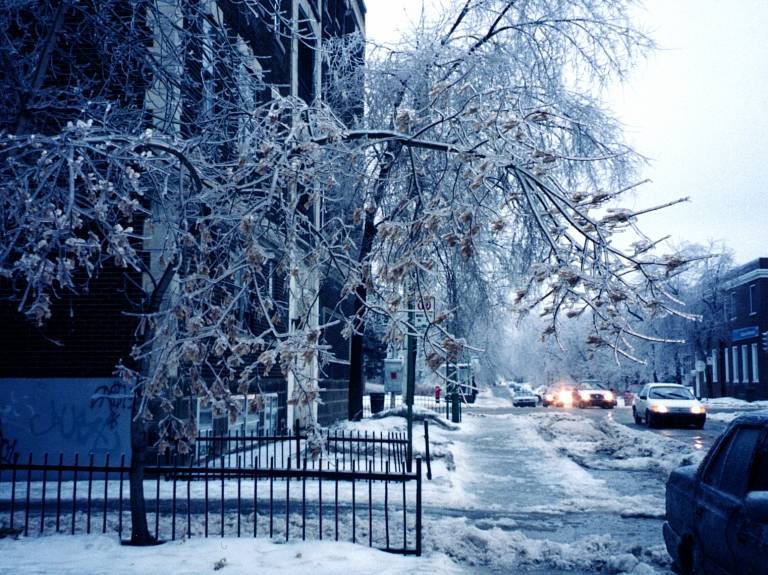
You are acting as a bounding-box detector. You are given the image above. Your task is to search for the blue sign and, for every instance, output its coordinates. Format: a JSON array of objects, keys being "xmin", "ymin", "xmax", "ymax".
[{"xmin": 733, "ymin": 326, "xmax": 760, "ymax": 341}]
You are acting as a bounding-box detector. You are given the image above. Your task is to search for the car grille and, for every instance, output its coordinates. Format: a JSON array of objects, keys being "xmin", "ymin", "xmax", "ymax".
[
  {"xmin": 590, "ymin": 394, "xmax": 604, "ymax": 400},
  {"xmin": 667, "ymin": 407, "xmax": 692, "ymax": 414}
]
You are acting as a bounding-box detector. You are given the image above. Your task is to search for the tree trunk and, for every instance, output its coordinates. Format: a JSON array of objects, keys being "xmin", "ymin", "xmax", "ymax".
[
  {"xmin": 347, "ymin": 144, "xmax": 399, "ymax": 419},
  {"xmin": 126, "ymin": 257, "xmax": 178, "ymax": 544},
  {"xmin": 348, "ymin": 284, "xmax": 366, "ymax": 420},
  {"xmin": 128, "ymin": 388, "xmax": 155, "ymax": 544}
]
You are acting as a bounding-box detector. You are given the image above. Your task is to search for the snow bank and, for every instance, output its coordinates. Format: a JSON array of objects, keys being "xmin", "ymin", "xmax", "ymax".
[
  {"xmin": 425, "ymin": 517, "xmax": 672, "ymax": 573},
  {"xmin": 532, "ymin": 412, "xmax": 705, "ymax": 475},
  {"xmin": 705, "ymin": 412, "xmax": 741, "ymax": 424},
  {"xmin": 701, "ymin": 397, "xmax": 768, "ymax": 409}
]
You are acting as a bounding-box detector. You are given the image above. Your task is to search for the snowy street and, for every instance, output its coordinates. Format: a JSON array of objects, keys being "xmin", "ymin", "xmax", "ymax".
[
  {"xmin": 2, "ymin": 388, "xmax": 761, "ymax": 574},
  {"xmin": 416, "ymin": 390, "xmax": 695, "ymax": 574}
]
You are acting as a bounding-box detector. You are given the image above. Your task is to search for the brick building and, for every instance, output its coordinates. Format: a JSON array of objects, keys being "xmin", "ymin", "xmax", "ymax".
[
  {"xmin": 0, "ymin": 0, "xmax": 365, "ymax": 461},
  {"xmin": 708, "ymin": 258, "xmax": 768, "ymax": 401}
]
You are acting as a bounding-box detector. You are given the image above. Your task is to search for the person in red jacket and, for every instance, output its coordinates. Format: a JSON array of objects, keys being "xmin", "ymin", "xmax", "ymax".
[{"xmin": 435, "ymin": 385, "xmax": 441, "ymax": 404}]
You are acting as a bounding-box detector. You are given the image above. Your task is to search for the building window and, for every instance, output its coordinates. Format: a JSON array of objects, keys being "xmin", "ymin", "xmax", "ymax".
[
  {"xmin": 733, "ymin": 347, "xmax": 739, "ymax": 383},
  {"xmin": 712, "ymin": 350, "xmax": 718, "ymax": 383},
  {"xmin": 297, "ymin": 11, "xmax": 316, "ymax": 103},
  {"xmin": 731, "ymin": 292, "xmax": 737, "ymax": 320},
  {"xmin": 742, "ymin": 345, "xmax": 749, "ymax": 383},
  {"xmin": 724, "ymin": 348, "xmax": 730, "ymax": 382},
  {"xmin": 750, "ymin": 284, "xmax": 757, "ymax": 315},
  {"xmin": 752, "ymin": 343, "xmax": 759, "ymax": 383}
]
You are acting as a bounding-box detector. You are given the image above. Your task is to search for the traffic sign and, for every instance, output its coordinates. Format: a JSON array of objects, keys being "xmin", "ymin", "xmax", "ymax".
[{"xmin": 414, "ymin": 297, "xmax": 435, "ymax": 329}]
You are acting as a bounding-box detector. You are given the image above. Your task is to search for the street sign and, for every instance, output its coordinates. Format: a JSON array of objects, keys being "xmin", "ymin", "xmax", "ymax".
[
  {"xmin": 414, "ymin": 298, "xmax": 435, "ymax": 330},
  {"xmin": 383, "ymin": 359, "xmax": 404, "ymax": 393},
  {"xmin": 733, "ymin": 326, "xmax": 759, "ymax": 341}
]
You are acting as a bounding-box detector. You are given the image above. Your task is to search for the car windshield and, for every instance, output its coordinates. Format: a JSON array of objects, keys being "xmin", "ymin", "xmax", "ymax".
[
  {"xmin": 580, "ymin": 381, "xmax": 607, "ymax": 390},
  {"xmin": 649, "ymin": 386, "xmax": 695, "ymax": 400},
  {"xmin": 517, "ymin": 391, "xmax": 532, "ymax": 396},
  {"xmin": 628, "ymin": 384, "xmax": 643, "ymax": 393}
]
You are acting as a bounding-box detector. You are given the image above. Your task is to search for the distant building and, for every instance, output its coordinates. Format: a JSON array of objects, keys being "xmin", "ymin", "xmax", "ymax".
[{"xmin": 709, "ymin": 258, "xmax": 768, "ymax": 401}]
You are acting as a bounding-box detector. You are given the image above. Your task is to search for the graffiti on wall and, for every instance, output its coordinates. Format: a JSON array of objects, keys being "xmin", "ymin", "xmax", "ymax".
[
  {"xmin": 0, "ymin": 378, "xmax": 133, "ymax": 460},
  {"xmin": 90, "ymin": 381, "xmax": 133, "ymax": 429},
  {"xmin": 0, "ymin": 419, "xmax": 18, "ymax": 463}
]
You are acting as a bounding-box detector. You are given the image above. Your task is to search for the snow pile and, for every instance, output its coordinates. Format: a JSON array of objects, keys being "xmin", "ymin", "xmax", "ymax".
[
  {"xmin": 425, "ymin": 517, "xmax": 672, "ymax": 573},
  {"xmin": 705, "ymin": 412, "xmax": 741, "ymax": 424},
  {"xmin": 701, "ymin": 397, "xmax": 768, "ymax": 409},
  {"xmin": 533, "ymin": 412, "xmax": 705, "ymax": 475}
]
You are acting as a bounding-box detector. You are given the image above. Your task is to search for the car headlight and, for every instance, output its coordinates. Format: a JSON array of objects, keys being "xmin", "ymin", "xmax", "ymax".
[
  {"xmin": 558, "ymin": 391, "xmax": 572, "ymax": 402},
  {"xmin": 690, "ymin": 406, "xmax": 705, "ymax": 414},
  {"xmin": 651, "ymin": 405, "xmax": 668, "ymax": 413},
  {"xmin": 545, "ymin": 394, "xmax": 554, "ymax": 401},
  {"xmin": 580, "ymin": 391, "xmax": 590, "ymax": 400},
  {"xmin": 604, "ymin": 391, "xmax": 614, "ymax": 401}
]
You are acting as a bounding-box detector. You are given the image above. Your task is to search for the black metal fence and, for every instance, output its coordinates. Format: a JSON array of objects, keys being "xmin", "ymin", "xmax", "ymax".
[
  {"xmin": 363, "ymin": 394, "xmax": 446, "ymax": 418},
  {"xmin": 364, "ymin": 394, "xmax": 465, "ymax": 419},
  {"xmin": 191, "ymin": 427, "xmax": 411, "ymax": 473},
  {"xmin": 0, "ymin": 451, "xmax": 422, "ymax": 555}
]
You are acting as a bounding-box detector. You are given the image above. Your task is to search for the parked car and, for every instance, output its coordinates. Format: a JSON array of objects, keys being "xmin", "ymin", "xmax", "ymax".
[
  {"xmin": 623, "ymin": 383, "xmax": 644, "ymax": 406},
  {"xmin": 572, "ymin": 380, "xmax": 615, "ymax": 409},
  {"xmin": 632, "ymin": 383, "xmax": 705, "ymax": 429},
  {"xmin": 542, "ymin": 385, "xmax": 575, "ymax": 407},
  {"xmin": 664, "ymin": 410, "xmax": 768, "ymax": 575},
  {"xmin": 512, "ymin": 390, "xmax": 537, "ymax": 407}
]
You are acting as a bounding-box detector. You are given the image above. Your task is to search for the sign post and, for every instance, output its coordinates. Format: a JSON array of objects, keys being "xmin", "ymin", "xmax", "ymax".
[{"xmin": 406, "ymin": 303, "xmax": 416, "ymax": 473}]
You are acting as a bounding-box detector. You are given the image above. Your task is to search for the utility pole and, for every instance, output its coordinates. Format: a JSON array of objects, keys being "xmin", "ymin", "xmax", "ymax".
[{"xmin": 406, "ymin": 300, "xmax": 416, "ymax": 473}]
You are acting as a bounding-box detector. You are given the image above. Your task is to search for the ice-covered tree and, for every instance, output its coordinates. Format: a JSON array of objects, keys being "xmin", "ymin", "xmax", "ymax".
[{"xmin": 322, "ymin": 0, "xmax": 692, "ymax": 413}]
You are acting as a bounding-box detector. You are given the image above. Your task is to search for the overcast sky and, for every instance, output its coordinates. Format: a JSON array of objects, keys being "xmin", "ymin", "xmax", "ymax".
[{"xmin": 363, "ymin": 0, "xmax": 768, "ymax": 266}]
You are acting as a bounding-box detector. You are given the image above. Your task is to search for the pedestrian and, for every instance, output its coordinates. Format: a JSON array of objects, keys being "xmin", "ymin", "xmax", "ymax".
[{"xmin": 435, "ymin": 385, "xmax": 441, "ymax": 404}]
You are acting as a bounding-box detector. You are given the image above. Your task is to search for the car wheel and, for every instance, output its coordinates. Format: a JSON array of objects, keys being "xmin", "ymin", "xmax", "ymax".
[
  {"xmin": 678, "ymin": 534, "xmax": 703, "ymax": 575},
  {"xmin": 646, "ymin": 410, "xmax": 657, "ymax": 428},
  {"xmin": 693, "ymin": 421, "xmax": 704, "ymax": 430},
  {"xmin": 633, "ymin": 408, "xmax": 642, "ymax": 425},
  {"xmin": 577, "ymin": 401, "xmax": 584, "ymax": 409}
]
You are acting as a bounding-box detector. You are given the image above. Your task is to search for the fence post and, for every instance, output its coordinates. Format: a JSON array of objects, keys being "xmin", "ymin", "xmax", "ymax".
[
  {"xmin": 423, "ymin": 421, "xmax": 432, "ymax": 480},
  {"xmin": 295, "ymin": 419, "xmax": 301, "ymax": 469},
  {"xmin": 416, "ymin": 458, "xmax": 422, "ymax": 557}
]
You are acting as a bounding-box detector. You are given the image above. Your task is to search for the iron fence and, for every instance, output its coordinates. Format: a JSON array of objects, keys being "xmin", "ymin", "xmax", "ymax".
[
  {"xmin": 363, "ymin": 394, "xmax": 465, "ymax": 419},
  {"xmin": 0, "ymin": 451, "xmax": 422, "ymax": 555},
  {"xmin": 190, "ymin": 426, "xmax": 411, "ymax": 473}
]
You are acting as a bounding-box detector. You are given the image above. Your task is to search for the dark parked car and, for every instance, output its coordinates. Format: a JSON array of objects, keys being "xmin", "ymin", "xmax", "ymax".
[
  {"xmin": 572, "ymin": 380, "xmax": 615, "ymax": 409},
  {"xmin": 664, "ymin": 410, "xmax": 768, "ymax": 575}
]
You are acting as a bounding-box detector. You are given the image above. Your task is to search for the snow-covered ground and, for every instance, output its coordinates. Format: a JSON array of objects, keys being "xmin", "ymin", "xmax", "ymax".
[
  {"xmin": 0, "ymin": 534, "xmax": 463, "ymax": 575},
  {"xmin": 3, "ymin": 388, "xmax": 752, "ymax": 574}
]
